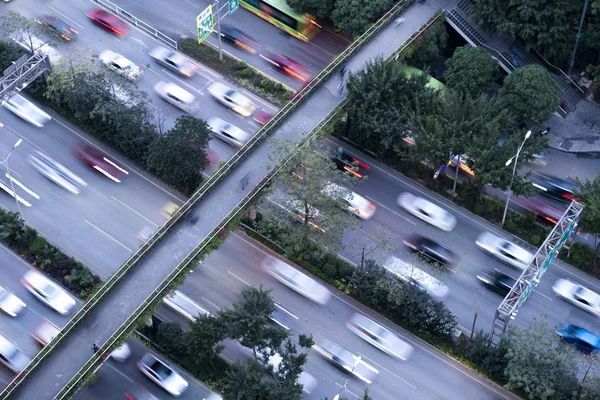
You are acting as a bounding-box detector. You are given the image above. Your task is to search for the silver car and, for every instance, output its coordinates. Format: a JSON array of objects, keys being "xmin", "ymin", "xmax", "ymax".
[
  {"xmin": 346, "ymin": 313, "xmax": 414, "ymax": 360},
  {"xmin": 262, "ymin": 257, "xmax": 331, "ymax": 305},
  {"xmin": 29, "ymin": 150, "xmax": 87, "ymax": 195},
  {"xmin": 99, "ymin": 50, "xmax": 143, "ymax": 80},
  {"xmin": 313, "ymin": 339, "xmax": 379, "ymax": 384},
  {"xmin": 153, "ymin": 81, "xmax": 198, "ymax": 114},
  {"xmin": 0, "ymin": 335, "xmax": 31, "ymax": 374},
  {"xmin": 207, "ymin": 82, "xmax": 256, "ymax": 117},
  {"xmin": 149, "ymin": 47, "xmax": 198, "ymax": 77},
  {"xmin": 383, "ymin": 256, "xmax": 449, "ymax": 298},
  {"xmin": 137, "ymin": 353, "xmax": 188, "ymax": 396},
  {"xmin": 397, "ymin": 192, "xmax": 457, "ymax": 231},
  {"xmin": 207, "ymin": 117, "xmax": 251, "ymax": 148},
  {"xmin": 475, "ymin": 231, "xmax": 534, "ymax": 270},
  {"xmin": 553, "ymin": 279, "xmax": 600, "ymax": 318},
  {"xmin": 322, "ymin": 183, "xmax": 377, "ymax": 220},
  {"xmin": 4, "ymin": 95, "xmax": 51, "ymax": 127},
  {"xmin": 20, "ymin": 270, "xmax": 76, "ymax": 315},
  {"xmin": 0, "ymin": 286, "xmax": 26, "ymax": 317}
]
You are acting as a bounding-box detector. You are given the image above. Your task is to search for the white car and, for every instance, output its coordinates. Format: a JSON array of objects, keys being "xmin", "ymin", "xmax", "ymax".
[
  {"xmin": 137, "ymin": 353, "xmax": 188, "ymax": 396},
  {"xmin": 4, "ymin": 95, "xmax": 51, "ymax": 127},
  {"xmin": 322, "ymin": 183, "xmax": 376, "ymax": 220},
  {"xmin": 260, "ymin": 349, "xmax": 317, "ymax": 393},
  {"xmin": 11, "ymin": 31, "xmax": 62, "ymax": 64},
  {"xmin": 153, "ymin": 81, "xmax": 198, "ymax": 114},
  {"xmin": 0, "ymin": 286, "xmax": 26, "ymax": 317},
  {"xmin": 553, "ymin": 279, "xmax": 600, "ymax": 317},
  {"xmin": 0, "ymin": 335, "xmax": 31, "ymax": 374},
  {"xmin": 346, "ymin": 313, "xmax": 414, "ymax": 360},
  {"xmin": 31, "ymin": 319, "xmax": 60, "ymax": 346},
  {"xmin": 110, "ymin": 343, "xmax": 132, "ymax": 362},
  {"xmin": 475, "ymin": 231, "xmax": 534, "ymax": 270},
  {"xmin": 163, "ymin": 290, "xmax": 210, "ymax": 322},
  {"xmin": 313, "ymin": 339, "xmax": 379, "ymax": 384},
  {"xmin": 107, "ymin": 83, "xmax": 141, "ymax": 109},
  {"xmin": 20, "ymin": 270, "xmax": 76, "ymax": 315},
  {"xmin": 397, "ymin": 192, "xmax": 457, "ymax": 231},
  {"xmin": 29, "ymin": 150, "xmax": 87, "ymax": 195},
  {"xmin": 207, "ymin": 117, "xmax": 251, "ymax": 148},
  {"xmin": 383, "ymin": 256, "xmax": 449, "ymax": 298},
  {"xmin": 262, "ymin": 257, "xmax": 331, "ymax": 305},
  {"xmin": 149, "ymin": 47, "xmax": 198, "ymax": 77},
  {"xmin": 207, "ymin": 82, "xmax": 256, "ymax": 116},
  {"xmin": 99, "ymin": 50, "xmax": 143, "ymax": 80}
]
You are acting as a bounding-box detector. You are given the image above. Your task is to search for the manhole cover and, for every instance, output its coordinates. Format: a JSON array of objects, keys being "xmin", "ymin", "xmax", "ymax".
[{"xmin": 561, "ymin": 140, "xmax": 574, "ymax": 150}]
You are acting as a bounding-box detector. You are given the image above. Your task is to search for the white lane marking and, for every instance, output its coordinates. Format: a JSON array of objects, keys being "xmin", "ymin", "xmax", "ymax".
[
  {"xmin": 201, "ymin": 296, "xmax": 222, "ymax": 311},
  {"xmin": 357, "ymin": 352, "xmax": 417, "ymax": 389},
  {"xmin": 0, "ymin": 181, "xmax": 32, "ymax": 207},
  {"xmin": 366, "ymin": 197, "xmax": 417, "ymax": 225},
  {"xmin": 105, "ymin": 362, "xmax": 135, "ymax": 383},
  {"xmin": 184, "ymin": 0, "xmax": 200, "ymax": 7},
  {"xmin": 533, "ymin": 289, "xmax": 553, "ymax": 301},
  {"xmin": 84, "ymin": 219, "xmax": 132, "ymax": 252},
  {"xmin": 45, "ymin": 5, "xmax": 85, "ymax": 30},
  {"xmin": 227, "ymin": 270, "xmax": 251, "ymax": 287},
  {"xmin": 6, "ymin": 174, "xmax": 40, "ymax": 199},
  {"xmin": 111, "ymin": 196, "xmax": 158, "ymax": 227}
]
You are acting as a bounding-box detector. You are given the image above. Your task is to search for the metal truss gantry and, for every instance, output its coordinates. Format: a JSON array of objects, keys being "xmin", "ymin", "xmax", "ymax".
[
  {"xmin": 490, "ymin": 200, "xmax": 584, "ymax": 344},
  {"xmin": 0, "ymin": 52, "xmax": 50, "ymax": 106}
]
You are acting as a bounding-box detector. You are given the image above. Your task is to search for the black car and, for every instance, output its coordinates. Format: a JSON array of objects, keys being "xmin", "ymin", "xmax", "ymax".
[
  {"xmin": 403, "ymin": 235, "xmax": 458, "ymax": 270},
  {"xmin": 531, "ymin": 175, "xmax": 579, "ymax": 203},
  {"xmin": 40, "ymin": 16, "xmax": 78, "ymax": 41},
  {"xmin": 323, "ymin": 147, "xmax": 369, "ymax": 178},
  {"xmin": 477, "ymin": 270, "xmax": 517, "ymax": 297},
  {"xmin": 220, "ymin": 25, "xmax": 260, "ymax": 54}
]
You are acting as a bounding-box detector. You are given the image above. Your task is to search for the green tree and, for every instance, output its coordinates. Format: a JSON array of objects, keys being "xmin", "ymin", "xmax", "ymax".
[
  {"xmin": 155, "ymin": 321, "xmax": 186, "ymax": 357},
  {"xmin": 469, "ymin": 0, "xmax": 580, "ymax": 63},
  {"xmin": 576, "ymin": 173, "xmax": 600, "ymax": 266},
  {"xmin": 408, "ymin": 19, "xmax": 448, "ymax": 68},
  {"xmin": 185, "ymin": 314, "xmax": 227, "ymax": 372},
  {"xmin": 498, "ymin": 65, "xmax": 563, "ymax": 125},
  {"xmin": 330, "ymin": 0, "xmax": 394, "ymax": 37},
  {"xmin": 504, "ymin": 317, "xmax": 579, "ymax": 399},
  {"xmin": 345, "ymin": 57, "xmax": 439, "ymax": 156},
  {"xmin": 0, "ymin": 11, "xmax": 49, "ymax": 53},
  {"xmin": 287, "ymin": 0, "xmax": 335, "ymax": 19},
  {"xmin": 223, "ymin": 359, "xmax": 269, "ymax": 400},
  {"xmin": 145, "ymin": 116, "xmax": 209, "ymax": 195},
  {"xmin": 444, "ymin": 46, "xmax": 498, "ymax": 97}
]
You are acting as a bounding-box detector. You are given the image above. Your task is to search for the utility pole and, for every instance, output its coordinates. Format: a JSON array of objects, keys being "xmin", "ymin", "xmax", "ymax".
[{"xmin": 215, "ymin": 0, "xmax": 223, "ymax": 61}]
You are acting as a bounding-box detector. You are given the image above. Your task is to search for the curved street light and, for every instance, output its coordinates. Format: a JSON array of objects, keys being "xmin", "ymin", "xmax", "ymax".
[{"xmin": 501, "ymin": 130, "xmax": 531, "ymax": 227}]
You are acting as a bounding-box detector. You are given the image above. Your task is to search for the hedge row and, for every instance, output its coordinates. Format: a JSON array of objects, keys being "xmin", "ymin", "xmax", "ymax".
[{"xmin": 0, "ymin": 211, "xmax": 101, "ymax": 299}]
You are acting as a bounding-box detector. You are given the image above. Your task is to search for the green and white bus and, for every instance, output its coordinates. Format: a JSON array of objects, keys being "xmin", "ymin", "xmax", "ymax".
[{"xmin": 241, "ymin": 0, "xmax": 320, "ymax": 41}]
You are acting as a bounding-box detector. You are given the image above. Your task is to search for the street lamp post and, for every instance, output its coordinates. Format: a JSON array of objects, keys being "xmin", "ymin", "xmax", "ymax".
[
  {"xmin": 0, "ymin": 138, "xmax": 24, "ymax": 218},
  {"xmin": 501, "ymin": 130, "xmax": 531, "ymax": 227},
  {"xmin": 332, "ymin": 356, "xmax": 361, "ymax": 400}
]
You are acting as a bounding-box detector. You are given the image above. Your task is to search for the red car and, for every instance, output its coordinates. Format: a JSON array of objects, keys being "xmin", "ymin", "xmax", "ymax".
[
  {"xmin": 253, "ymin": 109, "xmax": 273, "ymax": 126},
  {"xmin": 87, "ymin": 8, "xmax": 128, "ymax": 37},
  {"xmin": 204, "ymin": 147, "xmax": 219, "ymax": 166},
  {"xmin": 260, "ymin": 49, "xmax": 310, "ymax": 82},
  {"xmin": 72, "ymin": 143, "xmax": 129, "ymax": 183}
]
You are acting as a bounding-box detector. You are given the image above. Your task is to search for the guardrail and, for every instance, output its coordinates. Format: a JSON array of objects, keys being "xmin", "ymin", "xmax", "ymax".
[
  {"xmin": 1, "ymin": 1, "xmax": 415, "ymax": 398},
  {"xmin": 529, "ymin": 47, "xmax": 585, "ymax": 95},
  {"xmin": 89, "ymin": 0, "xmax": 178, "ymax": 49}
]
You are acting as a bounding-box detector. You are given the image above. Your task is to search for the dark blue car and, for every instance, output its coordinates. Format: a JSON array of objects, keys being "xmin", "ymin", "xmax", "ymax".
[{"xmin": 556, "ymin": 323, "xmax": 600, "ymax": 353}]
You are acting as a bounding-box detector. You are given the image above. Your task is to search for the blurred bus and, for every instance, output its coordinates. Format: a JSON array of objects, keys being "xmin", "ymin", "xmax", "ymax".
[
  {"xmin": 241, "ymin": 0, "xmax": 320, "ymax": 41},
  {"xmin": 397, "ymin": 64, "xmax": 447, "ymax": 91}
]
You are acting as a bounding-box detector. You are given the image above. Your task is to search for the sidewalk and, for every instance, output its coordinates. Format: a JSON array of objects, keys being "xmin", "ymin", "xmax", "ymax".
[
  {"xmin": 546, "ymin": 99, "xmax": 600, "ymax": 153},
  {"xmin": 9, "ymin": 1, "xmax": 457, "ymax": 398}
]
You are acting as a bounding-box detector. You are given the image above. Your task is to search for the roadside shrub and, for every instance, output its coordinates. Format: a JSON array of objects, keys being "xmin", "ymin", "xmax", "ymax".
[
  {"xmin": 28, "ymin": 236, "xmax": 49, "ymax": 255},
  {"xmin": 155, "ymin": 322, "xmax": 187, "ymax": 357},
  {"xmin": 562, "ymin": 242, "xmax": 596, "ymax": 272},
  {"xmin": 456, "ymin": 330, "xmax": 508, "ymax": 383},
  {"xmin": 530, "ymin": 235, "xmax": 541, "ymax": 246}
]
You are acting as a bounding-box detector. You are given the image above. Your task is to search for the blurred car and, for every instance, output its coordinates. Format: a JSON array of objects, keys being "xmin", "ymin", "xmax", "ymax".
[
  {"xmin": 4, "ymin": 94, "xmax": 51, "ymax": 127},
  {"xmin": 11, "ymin": 31, "xmax": 62, "ymax": 64},
  {"xmin": 313, "ymin": 339, "xmax": 379, "ymax": 384},
  {"xmin": 124, "ymin": 382, "xmax": 160, "ymax": 400},
  {"xmin": 110, "ymin": 343, "xmax": 132, "ymax": 362},
  {"xmin": 262, "ymin": 257, "xmax": 331, "ymax": 305},
  {"xmin": 207, "ymin": 82, "xmax": 256, "ymax": 117},
  {"xmin": 20, "ymin": 270, "xmax": 76, "ymax": 315},
  {"xmin": 253, "ymin": 109, "xmax": 273, "ymax": 126},
  {"xmin": 163, "ymin": 290, "xmax": 210, "ymax": 322},
  {"xmin": 29, "ymin": 150, "xmax": 87, "ymax": 195},
  {"xmin": 403, "ymin": 235, "xmax": 458, "ymax": 270},
  {"xmin": 531, "ymin": 175, "xmax": 579, "ymax": 203},
  {"xmin": 322, "ymin": 183, "xmax": 376, "ymax": 220},
  {"xmin": 476, "ymin": 269, "xmax": 517, "ymax": 297},
  {"xmin": 72, "ymin": 142, "xmax": 129, "ymax": 183},
  {"xmin": 324, "ymin": 147, "xmax": 369, "ymax": 178},
  {"xmin": 219, "ymin": 25, "xmax": 260, "ymax": 54},
  {"xmin": 99, "ymin": 50, "xmax": 143, "ymax": 80},
  {"xmin": 207, "ymin": 117, "xmax": 251, "ymax": 148},
  {"xmin": 161, "ymin": 201, "xmax": 180, "ymax": 219},
  {"xmin": 87, "ymin": 8, "xmax": 128, "ymax": 37},
  {"xmin": 515, "ymin": 197, "xmax": 564, "ymax": 225},
  {"xmin": 556, "ymin": 323, "xmax": 600, "ymax": 353},
  {"xmin": 383, "ymin": 256, "xmax": 449, "ymax": 298},
  {"xmin": 449, "ymin": 154, "xmax": 475, "ymax": 176},
  {"xmin": 137, "ymin": 226, "xmax": 155, "ymax": 243},
  {"xmin": 153, "ymin": 81, "xmax": 198, "ymax": 114},
  {"xmin": 553, "ymin": 279, "xmax": 600, "ymax": 317},
  {"xmin": 0, "ymin": 286, "xmax": 26, "ymax": 317},
  {"xmin": 31, "ymin": 319, "xmax": 60, "ymax": 346},
  {"xmin": 346, "ymin": 313, "xmax": 414, "ymax": 360},
  {"xmin": 475, "ymin": 232, "xmax": 534, "ymax": 270},
  {"xmin": 397, "ymin": 192, "xmax": 457, "ymax": 231},
  {"xmin": 107, "ymin": 83, "xmax": 141, "ymax": 109},
  {"xmin": 204, "ymin": 147, "xmax": 219, "ymax": 166},
  {"xmin": 40, "ymin": 15, "xmax": 78, "ymax": 41},
  {"xmin": 149, "ymin": 47, "xmax": 198, "ymax": 77},
  {"xmin": 0, "ymin": 334, "xmax": 31, "ymax": 373},
  {"xmin": 269, "ymin": 301, "xmax": 298, "ymax": 330},
  {"xmin": 137, "ymin": 353, "xmax": 188, "ymax": 396},
  {"xmin": 260, "ymin": 48, "xmax": 310, "ymax": 82}
]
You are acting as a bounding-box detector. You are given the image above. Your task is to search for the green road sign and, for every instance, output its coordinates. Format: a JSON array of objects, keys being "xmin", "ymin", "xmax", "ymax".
[
  {"xmin": 196, "ymin": 5, "xmax": 214, "ymax": 44},
  {"xmin": 228, "ymin": 0, "xmax": 239, "ymax": 14}
]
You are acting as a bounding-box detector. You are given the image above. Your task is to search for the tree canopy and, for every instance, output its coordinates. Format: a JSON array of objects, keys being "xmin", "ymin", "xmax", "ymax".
[
  {"xmin": 286, "ymin": 0, "xmax": 335, "ymax": 19},
  {"xmin": 330, "ymin": 0, "xmax": 395, "ymax": 37},
  {"xmin": 444, "ymin": 45, "xmax": 498, "ymax": 97}
]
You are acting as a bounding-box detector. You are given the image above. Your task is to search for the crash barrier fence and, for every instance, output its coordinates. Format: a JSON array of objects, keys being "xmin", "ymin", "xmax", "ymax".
[{"xmin": 1, "ymin": 0, "xmax": 415, "ymax": 397}]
